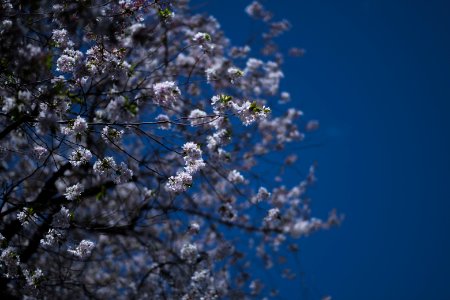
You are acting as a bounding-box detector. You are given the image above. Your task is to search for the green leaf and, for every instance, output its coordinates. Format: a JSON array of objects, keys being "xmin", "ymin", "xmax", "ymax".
[
  {"xmin": 249, "ymin": 101, "xmax": 260, "ymax": 112},
  {"xmin": 124, "ymin": 98, "xmax": 139, "ymax": 116},
  {"xmin": 158, "ymin": 8, "xmax": 172, "ymax": 19},
  {"xmin": 127, "ymin": 103, "xmax": 138, "ymax": 115},
  {"xmin": 45, "ymin": 54, "xmax": 53, "ymax": 71},
  {"xmin": 225, "ymin": 129, "xmax": 232, "ymax": 139},
  {"xmin": 219, "ymin": 94, "xmax": 233, "ymax": 104},
  {"xmin": 96, "ymin": 185, "xmax": 106, "ymax": 201}
]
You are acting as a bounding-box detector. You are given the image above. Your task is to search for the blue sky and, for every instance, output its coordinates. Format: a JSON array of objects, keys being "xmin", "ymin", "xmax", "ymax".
[{"xmin": 196, "ymin": 0, "xmax": 450, "ymax": 299}]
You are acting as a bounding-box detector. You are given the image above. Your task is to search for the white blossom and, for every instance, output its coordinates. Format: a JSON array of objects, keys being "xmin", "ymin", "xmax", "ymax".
[
  {"xmin": 251, "ymin": 187, "xmax": 271, "ymax": 204},
  {"xmin": 227, "ymin": 169, "xmax": 244, "ymax": 184},
  {"xmin": 191, "ymin": 269, "xmax": 212, "ymax": 290},
  {"xmin": 206, "ymin": 129, "xmax": 231, "ymax": 151},
  {"xmin": 205, "ymin": 66, "xmax": 219, "ymax": 83},
  {"xmin": 156, "ymin": 114, "xmax": 171, "ymax": 130},
  {"xmin": 182, "ymin": 142, "xmax": 202, "ymax": 161},
  {"xmin": 33, "ymin": 145, "xmax": 48, "ymax": 161},
  {"xmin": 231, "ymin": 101, "xmax": 270, "ymax": 126},
  {"xmin": 1, "ymin": 96, "xmax": 15, "ymax": 113},
  {"xmin": 17, "ymin": 208, "xmax": 36, "ymax": 227},
  {"xmin": 264, "ymin": 208, "xmax": 280, "ymax": 223},
  {"xmin": 227, "ymin": 67, "xmax": 243, "ymax": 83},
  {"xmin": 52, "ymin": 206, "xmax": 70, "ymax": 229},
  {"xmin": 52, "ymin": 29, "xmax": 73, "ymax": 47},
  {"xmin": 0, "ymin": 247, "xmax": 20, "ymax": 278},
  {"xmin": 17, "ymin": 210, "xmax": 28, "ymax": 226},
  {"xmin": 192, "ymin": 32, "xmax": 211, "ymax": 43},
  {"xmin": 245, "ymin": 1, "xmax": 272, "ymax": 21},
  {"xmin": 73, "ymin": 116, "xmax": 88, "ymax": 133},
  {"xmin": 279, "ymin": 91, "xmax": 291, "ymax": 103},
  {"xmin": 188, "ymin": 109, "xmax": 208, "ymax": 126},
  {"xmin": 68, "ymin": 240, "xmax": 95, "ymax": 259},
  {"xmin": 103, "ymin": 95, "xmax": 136, "ymax": 122},
  {"xmin": 264, "ymin": 19, "xmax": 291, "ymax": 39},
  {"xmin": 23, "ymin": 268, "xmax": 44, "ymax": 287},
  {"xmin": 188, "ymin": 222, "xmax": 200, "ymax": 234},
  {"xmin": 180, "ymin": 243, "xmax": 198, "ymax": 264},
  {"xmin": 18, "ymin": 90, "xmax": 32, "ymax": 101},
  {"xmin": 101, "ymin": 126, "xmax": 124, "ymax": 144},
  {"xmin": 93, "ymin": 156, "xmax": 117, "ymax": 177},
  {"xmin": 40, "ymin": 229, "xmax": 63, "ymax": 247},
  {"xmin": 69, "ymin": 147, "xmax": 92, "ymax": 166},
  {"xmin": 291, "ymin": 220, "xmax": 309, "ymax": 238},
  {"xmin": 249, "ymin": 279, "xmax": 263, "ymax": 295},
  {"xmin": 143, "ymin": 187, "xmax": 154, "ymax": 199},
  {"xmin": 152, "ymin": 81, "xmax": 181, "ymax": 107},
  {"xmin": 192, "ymin": 32, "xmax": 214, "ymax": 52},
  {"xmin": 64, "ymin": 183, "xmax": 84, "ymax": 201},
  {"xmin": 56, "ymin": 49, "xmax": 83, "ymax": 73},
  {"xmin": 113, "ymin": 162, "xmax": 133, "ymax": 184},
  {"xmin": 166, "ymin": 171, "xmax": 193, "ymax": 193},
  {"xmin": 184, "ymin": 159, "xmax": 206, "ymax": 174},
  {"xmin": 245, "ymin": 58, "xmax": 264, "ymax": 72},
  {"xmin": 182, "ymin": 142, "xmax": 205, "ymax": 174},
  {"xmin": 62, "ymin": 116, "xmax": 88, "ymax": 135},
  {"xmin": 0, "ymin": 19, "xmax": 12, "ymax": 34},
  {"xmin": 229, "ymin": 45, "xmax": 251, "ymax": 58}
]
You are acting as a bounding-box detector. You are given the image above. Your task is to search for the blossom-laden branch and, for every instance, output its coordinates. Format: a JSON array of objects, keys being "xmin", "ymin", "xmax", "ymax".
[{"xmin": 0, "ymin": 0, "xmax": 341, "ymax": 299}]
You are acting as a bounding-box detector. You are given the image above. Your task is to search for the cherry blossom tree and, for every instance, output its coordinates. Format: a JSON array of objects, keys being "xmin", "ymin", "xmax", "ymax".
[{"xmin": 0, "ymin": 0, "xmax": 341, "ymax": 298}]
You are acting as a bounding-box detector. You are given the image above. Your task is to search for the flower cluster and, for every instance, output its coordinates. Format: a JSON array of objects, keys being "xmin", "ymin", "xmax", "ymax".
[
  {"xmin": 0, "ymin": 1, "xmax": 341, "ymax": 298},
  {"xmin": 101, "ymin": 126, "xmax": 124, "ymax": 144},
  {"xmin": 23, "ymin": 268, "xmax": 44, "ymax": 288},
  {"xmin": 156, "ymin": 114, "xmax": 171, "ymax": 129},
  {"xmin": 264, "ymin": 208, "xmax": 280, "ymax": 223},
  {"xmin": 56, "ymin": 49, "xmax": 83, "ymax": 73},
  {"xmin": 52, "ymin": 206, "xmax": 71, "ymax": 229},
  {"xmin": 227, "ymin": 67, "xmax": 244, "ymax": 83},
  {"xmin": 227, "ymin": 169, "xmax": 245, "ymax": 184},
  {"xmin": 182, "ymin": 142, "xmax": 206, "ymax": 174},
  {"xmin": 113, "ymin": 162, "xmax": 134, "ymax": 184},
  {"xmin": 251, "ymin": 187, "xmax": 271, "ymax": 204},
  {"xmin": 192, "ymin": 32, "xmax": 211, "ymax": 43},
  {"xmin": 166, "ymin": 171, "xmax": 193, "ymax": 193},
  {"xmin": 233, "ymin": 100, "xmax": 271, "ymax": 126},
  {"xmin": 93, "ymin": 157, "xmax": 117, "ymax": 177},
  {"xmin": 40, "ymin": 229, "xmax": 63, "ymax": 248},
  {"xmin": 188, "ymin": 109, "xmax": 208, "ymax": 126},
  {"xmin": 206, "ymin": 128, "xmax": 231, "ymax": 151},
  {"xmin": 68, "ymin": 240, "xmax": 95, "ymax": 259},
  {"xmin": 166, "ymin": 142, "xmax": 206, "ymax": 193},
  {"xmin": 192, "ymin": 32, "xmax": 214, "ymax": 52},
  {"xmin": 17, "ymin": 208, "xmax": 37, "ymax": 227},
  {"xmin": 245, "ymin": 1, "xmax": 272, "ymax": 21},
  {"xmin": 52, "ymin": 29, "xmax": 73, "ymax": 48},
  {"xmin": 69, "ymin": 147, "xmax": 92, "ymax": 166},
  {"xmin": 93, "ymin": 157, "xmax": 133, "ymax": 184},
  {"xmin": 0, "ymin": 247, "xmax": 21, "ymax": 278},
  {"xmin": 33, "ymin": 145, "xmax": 48, "ymax": 161},
  {"xmin": 64, "ymin": 183, "xmax": 84, "ymax": 201},
  {"xmin": 62, "ymin": 116, "xmax": 88, "ymax": 136},
  {"xmin": 152, "ymin": 81, "xmax": 181, "ymax": 107},
  {"xmin": 180, "ymin": 243, "xmax": 198, "ymax": 264}
]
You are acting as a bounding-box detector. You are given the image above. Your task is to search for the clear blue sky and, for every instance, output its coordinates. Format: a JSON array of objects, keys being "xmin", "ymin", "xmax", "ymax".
[{"xmin": 195, "ymin": 0, "xmax": 450, "ymax": 299}]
